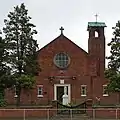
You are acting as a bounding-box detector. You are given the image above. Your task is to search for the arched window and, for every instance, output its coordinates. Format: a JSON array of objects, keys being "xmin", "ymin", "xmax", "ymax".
[{"xmin": 95, "ymin": 31, "xmax": 99, "ymax": 37}]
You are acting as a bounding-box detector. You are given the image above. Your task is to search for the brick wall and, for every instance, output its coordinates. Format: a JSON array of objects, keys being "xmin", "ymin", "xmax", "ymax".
[
  {"xmin": 0, "ymin": 108, "xmax": 119, "ymax": 119},
  {"xmin": 5, "ymin": 34, "xmax": 119, "ymax": 106}
]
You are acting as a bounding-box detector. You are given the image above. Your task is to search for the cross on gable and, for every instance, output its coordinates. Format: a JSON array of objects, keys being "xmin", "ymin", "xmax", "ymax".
[
  {"xmin": 95, "ymin": 14, "xmax": 98, "ymax": 22},
  {"xmin": 59, "ymin": 26, "xmax": 64, "ymax": 34}
]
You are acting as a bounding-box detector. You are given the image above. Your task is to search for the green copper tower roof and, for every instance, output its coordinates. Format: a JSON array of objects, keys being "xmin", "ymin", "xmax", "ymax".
[{"xmin": 88, "ymin": 22, "xmax": 106, "ymax": 27}]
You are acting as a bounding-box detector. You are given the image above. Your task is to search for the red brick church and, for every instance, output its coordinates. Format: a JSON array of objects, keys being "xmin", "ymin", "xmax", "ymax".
[{"xmin": 5, "ymin": 21, "xmax": 119, "ymax": 105}]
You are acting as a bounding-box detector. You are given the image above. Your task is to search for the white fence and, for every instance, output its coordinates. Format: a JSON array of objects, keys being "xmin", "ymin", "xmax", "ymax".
[{"xmin": 0, "ymin": 108, "xmax": 119, "ymax": 120}]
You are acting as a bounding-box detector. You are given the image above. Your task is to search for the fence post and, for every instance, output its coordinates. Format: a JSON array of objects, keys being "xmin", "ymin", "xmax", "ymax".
[
  {"xmin": 93, "ymin": 108, "xmax": 95, "ymax": 120},
  {"xmin": 23, "ymin": 109, "xmax": 25, "ymax": 120},
  {"xmin": 70, "ymin": 109, "xmax": 72, "ymax": 120},
  {"xmin": 47, "ymin": 109, "xmax": 50, "ymax": 120},
  {"xmin": 116, "ymin": 108, "xmax": 118, "ymax": 119}
]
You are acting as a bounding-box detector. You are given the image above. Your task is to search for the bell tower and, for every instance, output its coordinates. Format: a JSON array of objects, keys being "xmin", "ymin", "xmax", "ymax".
[{"xmin": 87, "ymin": 22, "xmax": 106, "ymax": 77}]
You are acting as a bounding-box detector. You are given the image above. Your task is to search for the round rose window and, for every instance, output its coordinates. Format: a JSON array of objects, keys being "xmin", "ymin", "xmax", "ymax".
[{"xmin": 54, "ymin": 53, "xmax": 70, "ymax": 69}]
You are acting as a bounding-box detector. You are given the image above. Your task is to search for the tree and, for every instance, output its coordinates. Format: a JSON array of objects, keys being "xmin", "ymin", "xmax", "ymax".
[
  {"xmin": 3, "ymin": 3, "xmax": 40, "ymax": 106},
  {"xmin": 105, "ymin": 21, "xmax": 120, "ymax": 103},
  {"xmin": 0, "ymin": 32, "xmax": 12, "ymax": 106}
]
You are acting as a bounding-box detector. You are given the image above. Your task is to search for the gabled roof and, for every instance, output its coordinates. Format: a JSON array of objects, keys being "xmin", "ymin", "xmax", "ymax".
[{"xmin": 38, "ymin": 34, "xmax": 88, "ymax": 55}]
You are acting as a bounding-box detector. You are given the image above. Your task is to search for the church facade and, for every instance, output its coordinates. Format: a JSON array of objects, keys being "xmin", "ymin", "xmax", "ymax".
[{"xmin": 5, "ymin": 22, "xmax": 119, "ymax": 105}]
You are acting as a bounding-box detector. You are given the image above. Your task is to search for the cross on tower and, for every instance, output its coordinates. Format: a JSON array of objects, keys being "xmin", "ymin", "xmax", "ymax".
[
  {"xmin": 95, "ymin": 14, "xmax": 98, "ymax": 22},
  {"xmin": 59, "ymin": 26, "xmax": 64, "ymax": 34}
]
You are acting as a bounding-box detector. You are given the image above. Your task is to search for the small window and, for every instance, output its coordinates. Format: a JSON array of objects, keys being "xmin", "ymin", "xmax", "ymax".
[
  {"xmin": 81, "ymin": 85, "xmax": 87, "ymax": 96},
  {"xmin": 14, "ymin": 86, "xmax": 18, "ymax": 98},
  {"xmin": 103, "ymin": 85, "xmax": 108, "ymax": 96},
  {"xmin": 37, "ymin": 85, "xmax": 43, "ymax": 97}
]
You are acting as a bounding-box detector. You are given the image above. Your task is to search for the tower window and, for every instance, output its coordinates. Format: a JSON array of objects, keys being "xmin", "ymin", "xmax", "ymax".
[{"xmin": 95, "ymin": 31, "xmax": 99, "ymax": 37}]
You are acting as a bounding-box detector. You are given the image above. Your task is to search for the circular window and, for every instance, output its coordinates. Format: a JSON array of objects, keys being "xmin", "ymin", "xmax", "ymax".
[{"xmin": 54, "ymin": 53, "xmax": 70, "ymax": 69}]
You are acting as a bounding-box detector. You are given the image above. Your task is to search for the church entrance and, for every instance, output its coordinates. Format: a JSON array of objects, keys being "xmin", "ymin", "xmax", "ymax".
[
  {"xmin": 57, "ymin": 86, "xmax": 68, "ymax": 103},
  {"xmin": 57, "ymin": 86, "xmax": 64, "ymax": 103},
  {"xmin": 54, "ymin": 84, "xmax": 71, "ymax": 103}
]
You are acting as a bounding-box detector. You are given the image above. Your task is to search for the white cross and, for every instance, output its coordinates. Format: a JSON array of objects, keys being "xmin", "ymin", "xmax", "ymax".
[{"xmin": 95, "ymin": 14, "xmax": 98, "ymax": 22}]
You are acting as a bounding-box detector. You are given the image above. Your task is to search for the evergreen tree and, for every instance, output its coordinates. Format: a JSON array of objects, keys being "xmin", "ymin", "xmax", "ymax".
[
  {"xmin": 0, "ymin": 32, "xmax": 12, "ymax": 106},
  {"xmin": 3, "ymin": 3, "xmax": 39, "ymax": 106},
  {"xmin": 105, "ymin": 21, "xmax": 120, "ymax": 103}
]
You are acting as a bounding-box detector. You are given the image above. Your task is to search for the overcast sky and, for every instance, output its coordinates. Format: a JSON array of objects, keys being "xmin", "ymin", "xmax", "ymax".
[{"xmin": 0, "ymin": 0, "xmax": 120, "ymax": 57}]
